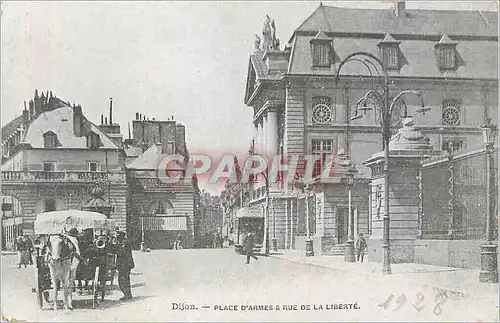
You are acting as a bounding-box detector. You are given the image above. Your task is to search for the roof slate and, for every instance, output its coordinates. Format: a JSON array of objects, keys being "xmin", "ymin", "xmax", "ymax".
[
  {"xmin": 22, "ymin": 105, "xmax": 119, "ymax": 149},
  {"xmin": 379, "ymin": 33, "xmax": 399, "ymax": 44},
  {"xmin": 437, "ymin": 34, "xmax": 458, "ymax": 45},
  {"xmin": 2, "ymin": 115, "xmax": 23, "ymax": 142},
  {"xmin": 295, "ymin": 5, "xmax": 498, "ymax": 37},
  {"xmin": 126, "ymin": 143, "xmax": 163, "ymax": 170},
  {"xmin": 288, "ymin": 36, "xmax": 498, "ymax": 79}
]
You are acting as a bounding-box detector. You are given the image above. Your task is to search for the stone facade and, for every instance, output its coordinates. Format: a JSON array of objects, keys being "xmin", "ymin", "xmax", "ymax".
[
  {"xmin": 1, "ymin": 91, "xmax": 197, "ymax": 251},
  {"xmin": 241, "ymin": 4, "xmax": 497, "ymax": 255}
]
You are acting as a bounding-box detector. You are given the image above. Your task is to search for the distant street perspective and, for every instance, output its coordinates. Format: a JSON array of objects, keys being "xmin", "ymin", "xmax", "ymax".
[{"xmin": 1, "ymin": 248, "xmax": 498, "ymax": 322}]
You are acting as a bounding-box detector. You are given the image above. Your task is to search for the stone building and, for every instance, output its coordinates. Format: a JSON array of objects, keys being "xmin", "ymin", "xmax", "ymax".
[
  {"xmin": 1, "ymin": 92, "xmax": 198, "ymax": 251},
  {"xmin": 1, "ymin": 91, "xmax": 127, "ymax": 250},
  {"xmin": 240, "ymin": 2, "xmax": 498, "ymax": 257}
]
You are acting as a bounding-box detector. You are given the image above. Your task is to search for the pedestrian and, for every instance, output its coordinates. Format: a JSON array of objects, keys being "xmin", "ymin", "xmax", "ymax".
[
  {"xmin": 24, "ymin": 235, "xmax": 34, "ymax": 265},
  {"xmin": 244, "ymin": 232, "xmax": 258, "ymax": 264},
  {"xmin": 16, "ymin": 236, "xmax": 30, "ymax": 268},
  {"xmin": 116, "ymin": 231, "xmax": 134, "ymax": 301},
  {"xmin": 174, "ymin": 234, "xmax": 182, "ymax": 250},
  {"xmin": 355, "ymin": 233, "xmax": 367, "ymax": 263}
]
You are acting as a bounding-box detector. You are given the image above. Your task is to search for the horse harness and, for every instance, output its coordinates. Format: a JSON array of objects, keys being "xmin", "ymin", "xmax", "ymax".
[{"xmin": 45, "ymin": 235, "xmax": 77, "ymax": 263}]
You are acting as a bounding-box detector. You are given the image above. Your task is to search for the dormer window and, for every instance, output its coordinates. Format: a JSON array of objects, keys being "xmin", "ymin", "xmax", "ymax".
[
  {"xmin": 378, "ymin": 33, "xmax": 401, "ymax": 70},
  {"xmin": 438, "ymin": 46, "xmax": 456, "ymax": 70},
  {"xmin": 435, "ymin": 34, "xmax": 458, "ymax": 71},
  {"xmin": 86, "ymin": 132, "xmax": 100, "ymax": 149},
  {"xmin": 43, "ymin": 131, "xmax": 59, "ymax": 148},
  {"xmin": 310, "ymin": 30, "xmax": 333, "ymax": 67}
]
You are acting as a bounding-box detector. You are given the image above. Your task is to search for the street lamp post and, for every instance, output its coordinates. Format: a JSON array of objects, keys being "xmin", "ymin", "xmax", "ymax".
[
  {"xmin": 264, "ymin": 168, "xmax": 270, "ymax": 256},
  {"xmin": 444, "ymin": 141, "xmax": 455, "ymax": 238},
  {"xmin": 305, "ymin": 185, "xmax": 314, "ymax": 257},
  {"xmin": 271, "ymin": 198, "xmax": 278, "ymax": 252},
  {"xmin": 336, "ymin": 52, "xmax": 429, "ymax": 275},
  {"xmin": 344, "ymin": 161, "xmax": 358, "ymax": 262},
  {"xmin": 480, "ymin": 117, "xmax": 498, "ymax": 283},
  {"xmin": 141, "ymin": 211, "xmax": 145, "ymax": 252}
]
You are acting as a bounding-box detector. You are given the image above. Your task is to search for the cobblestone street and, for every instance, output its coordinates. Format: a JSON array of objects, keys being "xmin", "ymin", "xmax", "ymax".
[{"xmin": 1, "ymin": 249, "xmax": 498, "ymax": 322}]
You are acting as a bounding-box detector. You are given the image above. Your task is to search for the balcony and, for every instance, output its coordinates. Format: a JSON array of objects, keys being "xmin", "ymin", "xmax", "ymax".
[{"xmin": 1, "ymin": 170, "xmax": 126, "ymax": 183}]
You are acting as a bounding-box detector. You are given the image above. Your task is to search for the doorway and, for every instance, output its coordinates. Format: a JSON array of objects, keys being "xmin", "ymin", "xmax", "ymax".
[
  {"xmin": 336, "ymin": 207, "xmax": 348, "ymax": 244},
  {"xmin": 336, "ymin": 206, "xmax": 357, "ymax": 244}
]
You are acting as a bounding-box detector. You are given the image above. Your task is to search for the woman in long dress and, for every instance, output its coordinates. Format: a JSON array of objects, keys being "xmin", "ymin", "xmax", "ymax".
[{"xmin": 16, "ymin": 236, "xmax": 30, "ymax": 268}]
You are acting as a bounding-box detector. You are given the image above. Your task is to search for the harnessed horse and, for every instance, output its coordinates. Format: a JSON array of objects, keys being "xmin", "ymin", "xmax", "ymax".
[{"xmin": 45, "ymin": 234, "xmax": 80, "ymax": 311}]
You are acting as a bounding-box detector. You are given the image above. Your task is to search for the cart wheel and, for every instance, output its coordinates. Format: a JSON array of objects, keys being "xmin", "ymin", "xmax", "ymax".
[{"xmin": 92, "ymin": 266, "xmax": 100, "ymax": 309}]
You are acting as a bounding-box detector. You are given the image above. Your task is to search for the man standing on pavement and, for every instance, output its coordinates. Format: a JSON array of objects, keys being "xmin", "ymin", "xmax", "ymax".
[
  {"xmin": 244, "ymin": 231, "xmax": 258, "ymax": 264},
  {"xmin": 355, "ymin": 233, "xmax": 367, "ymax": 263},
  {"xmin": 116, "ymin": 231, "xmax": 135, "ymax": 301},
  {"xmin": 24, "ymin": 235, "xmax": 33, "ymax": 265}
]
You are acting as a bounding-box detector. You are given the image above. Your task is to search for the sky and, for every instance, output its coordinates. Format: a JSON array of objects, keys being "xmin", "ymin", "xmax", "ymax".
[{"xmin": 1, "ymin": 1, "xmax": 498, "ymax": 194}]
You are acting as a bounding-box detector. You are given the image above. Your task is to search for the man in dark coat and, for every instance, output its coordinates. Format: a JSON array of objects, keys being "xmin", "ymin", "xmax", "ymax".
[
  {"xmin": 355, "ymin": 233, "xmax": 367, "ymax": 263},
  {"xmin": 116, "ymin": 231, "xmax": 135, "ymax": 301},
  {"xmin": 244, "ymin": 232, "xmax": 258, "ymax": 264},
  {"xmin": 24, "ymin": 235, "xmax": 33, "ymax": 265}
]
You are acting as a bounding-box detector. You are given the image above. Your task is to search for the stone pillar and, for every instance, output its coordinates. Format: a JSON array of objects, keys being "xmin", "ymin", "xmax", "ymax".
[
  {"xmin": 363, "ymin": 118, "xmax": 436, "ymax": 264},
  {"xmin": 262, "ymin": 113, "xmax": 268, "ymax": 158},
  {"xmin": 256, "ymin": 119, "xmax": 263, "ymax": 155},
  {"xmin": 267, "ymin": 108, "xmax": 278, "ymax": 189},
  {"xmin": 267, "ymin": 108, "xmax": 278, "ymax": 157},
  {"xmin": 253, "ymin": 122, "xmax": 259, "ymax": 153}
]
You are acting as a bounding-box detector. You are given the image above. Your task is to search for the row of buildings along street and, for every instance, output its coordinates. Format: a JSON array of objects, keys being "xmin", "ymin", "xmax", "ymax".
[
  {"xmin": 1, "ymin": 94, "xmax": 225, "ymax": 251},
  {"xmin": 2, "ymin": 0, "xmax": 499, "ymax": 283}
]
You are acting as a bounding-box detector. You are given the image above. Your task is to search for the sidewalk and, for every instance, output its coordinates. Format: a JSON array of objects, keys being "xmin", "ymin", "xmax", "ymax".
[{"xmin": 269, "ymin": 250, "xmax": 499, "ymax": 302}]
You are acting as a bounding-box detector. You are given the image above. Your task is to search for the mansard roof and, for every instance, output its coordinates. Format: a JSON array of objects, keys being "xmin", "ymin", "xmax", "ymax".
[
  {"xmin": 288, "ymin": 35, "xmax": 498, "ymax": 79},
  {"xmin": 285, "ymin": 5, "xmax": 498, "ymax": 79},
  {"xmin": 22, "ymin": 104, "xmax": 119, "ymax": 149},
  {"xmin": 293, "ymin": 5, "xmax": 497, "ymax": 38}
]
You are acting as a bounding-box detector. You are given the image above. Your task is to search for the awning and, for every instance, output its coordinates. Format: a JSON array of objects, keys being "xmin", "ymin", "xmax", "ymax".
[
  {"xmin": 236, "ymin": 207, "xmax": 263, "ymax": 219},
  {"xmin": 141, "ymin": 216, "xmax": 187, "ymax": 231}
]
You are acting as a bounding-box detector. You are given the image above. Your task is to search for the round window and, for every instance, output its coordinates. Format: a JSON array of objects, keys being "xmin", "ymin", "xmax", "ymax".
[
  {"xmin": 442, "ymin": 105, "xmax": 460, "ymax": 126},
  {"xmin": 312, "ymin": 104, "xmax": 332, "ymax": 124}
]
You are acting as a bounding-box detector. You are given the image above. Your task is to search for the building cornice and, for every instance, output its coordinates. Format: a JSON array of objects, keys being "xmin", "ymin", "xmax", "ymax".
[
  {"xmin": 253, "ymin": 99, "xmax": 285, "ymax": 122},
  {"xmin": 292, "ymin": 30, "xmax": 498, "ymax": 42},
  {"xmin": 283, "ymin": 73, "xmax": 498, "ymax": 85}
]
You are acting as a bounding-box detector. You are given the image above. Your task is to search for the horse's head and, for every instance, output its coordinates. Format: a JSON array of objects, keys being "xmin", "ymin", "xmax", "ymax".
[{"xmin": 48, "ymin": 235, "xmax": 70, "ymax": 261}]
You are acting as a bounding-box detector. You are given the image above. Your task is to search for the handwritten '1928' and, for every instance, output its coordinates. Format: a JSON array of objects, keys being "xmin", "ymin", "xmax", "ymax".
[{"xmin": 378, "ymin": 291, "xmax": 448, "ymax": 315}]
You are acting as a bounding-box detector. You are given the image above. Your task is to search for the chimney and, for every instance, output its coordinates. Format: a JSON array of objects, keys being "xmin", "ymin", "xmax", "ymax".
[
  {"xmin": 135, "ymin": 112, "xmax": 139, "ymax": 120},
  {"xmin": 73, "ymin": 105, "xmax": 83, "ymax": 137},
  {"xmin": 395, "ymin": 1, "xmax": 406, "ymax": 17},
  {"xmin": 101, "ymin": 114, "xmax": 104, "ymax": 124},
  {"xmin": 139, "ymin": 113, "xmax": 142, "ymax": 120},
  {"xmin": 105, "ymin": 117, "xmax": 108, "ymax": 125},
  {"xmin": 109, "ymin": 98, "xmax": 113, "ymax": 124},
  {"xmin": 22, "ymin": 110, "xmax": 29, "ymax": 124}
]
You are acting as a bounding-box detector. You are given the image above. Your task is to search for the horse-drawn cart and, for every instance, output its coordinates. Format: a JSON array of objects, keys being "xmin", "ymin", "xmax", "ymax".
[{"xmin": 33, "ymin": 210, "xmax": 117, "ymax": 310}]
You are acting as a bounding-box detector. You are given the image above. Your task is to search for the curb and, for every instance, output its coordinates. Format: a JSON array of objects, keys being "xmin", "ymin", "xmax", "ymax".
[{"xmin": 269, "ymin": 254, "xmax": 490, "ymax": 301}]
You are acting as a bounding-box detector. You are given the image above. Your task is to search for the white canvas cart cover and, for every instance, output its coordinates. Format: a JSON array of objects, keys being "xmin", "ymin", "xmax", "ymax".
[{"xmin": 34, "ymin": 210, "xmax": 112, "ymax": 234}]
